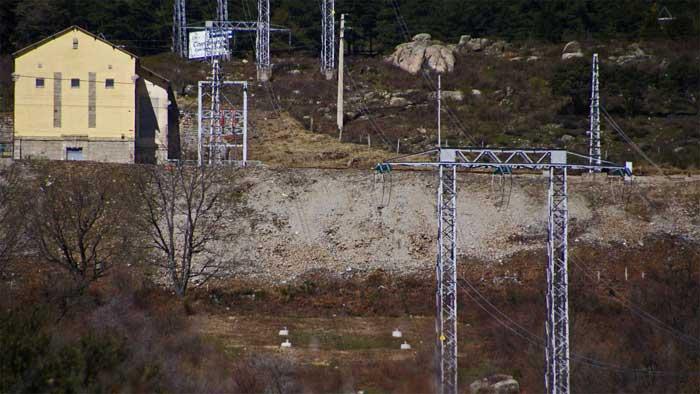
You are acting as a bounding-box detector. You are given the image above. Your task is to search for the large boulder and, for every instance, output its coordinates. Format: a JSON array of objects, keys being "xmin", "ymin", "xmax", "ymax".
[
  {"xmin": 387, "ymin": 34, "xmax": 455, "ymax": 74},
  {"xmin": 470, "ymin": 374, "xmax": 520, "ymax": 394},
  {"xmin": 424, "ymin": 45, "xmax": 455, "ymax": 73},
  {"xmin": 562, "ymin": 41, "xmax": 584, "ymax": 60}
]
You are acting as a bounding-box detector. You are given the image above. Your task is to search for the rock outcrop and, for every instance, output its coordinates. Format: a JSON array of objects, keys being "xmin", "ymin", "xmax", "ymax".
[
  {"xmin": 428, "ymin": 90, "xmax": 465, "ymax": 102},
  {"xmin": 615, "ymin": 43, "xmax": 652, "ymax": 66},
  {"xmin": 561, "ymin": 41, "xmax": 584, "ymax": 60},
  {"xmin": 470, "ymin": 375, "xmax": 520, "ymax": 394},
  {"xmin": 458, "ymin": 35, "xmax": 492, "ymax": 52},
  {"xmin": 386, "ymin": 34, "xmax": 455, "ymax": 74}
]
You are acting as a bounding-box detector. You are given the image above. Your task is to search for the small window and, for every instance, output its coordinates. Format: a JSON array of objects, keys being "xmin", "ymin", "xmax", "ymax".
[
  {"xmin": 73, "ymin": 38, "xmax": 79, "ymax": 49},
  {"xmin": 35, "ymin": 78, "xmax": 45, "ymax": 88},
  {"xmin": 71, "ymin": 78, "xmax": 80, "ymax": 88},
  {"xmin": 105, "ymin": 79, "xmax": 115, "ymax": 89}
]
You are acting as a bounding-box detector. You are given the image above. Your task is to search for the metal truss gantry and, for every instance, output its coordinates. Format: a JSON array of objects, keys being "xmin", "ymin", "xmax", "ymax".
[
  {"xmin": 173, "ymin": 0, "xmax": 187, "ymax": 57},
  {"xmin": 256, "ymin": 0, "xmax": 271, "ymax": 81},
  {"xmin": 320, "ymin": 0, "xmax": 335, "ymax": 79},
  {"xmin": 376, "ymin": 148, "xmax": 632, "ymax": 394},
  {"xmin": 197, "ymin": 79, "xmax": 248, "ymax": 166},
  {"xmin": 588, "ymin": 53, "xmax": 601, "ymax": 171}
]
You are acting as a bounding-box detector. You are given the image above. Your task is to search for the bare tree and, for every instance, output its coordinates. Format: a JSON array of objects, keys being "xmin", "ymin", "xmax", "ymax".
[
  {"xmin": 27, "ymin": 163, "xmax": 132, "ymax": 287},
  {"xmin": 137, "ymin": 163, "xmax": 234, "ymax": 297}
]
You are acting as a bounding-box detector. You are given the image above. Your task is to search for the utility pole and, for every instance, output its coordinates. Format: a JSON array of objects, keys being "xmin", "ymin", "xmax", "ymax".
[
  {"xmin": 588, "ymin": 53, "xmax": 601, "ymax": 172},
  {"xmin": 321, "ymin": 0, "xmax": 336, "ymax": 80},
  {"xmin": 336, "ymin": 13, "xmax": 345, "ymax": 140},
  {"xmin": 375, "ymin": 149, "xmax": 632, "ymax": 394},
  {"xmin": 172, "ymin": 0, "xmax": 187, "ymax": 57},
  {"xmin": 256, "ymin": 0, "xmax": 271, "ymax": 81}
]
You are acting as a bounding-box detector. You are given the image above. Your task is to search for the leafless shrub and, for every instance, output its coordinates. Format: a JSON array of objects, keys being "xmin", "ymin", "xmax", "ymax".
[
  {"xmin": 25, "ymin": 163, "xmax": 134, "ymax": 288},
  {"xmin": 233, "ymin": 355, "xmax": 301, "ymax": 394},
  {"xmin": 0, "ymin": 163, "xmax": 26, "ymax": 271}
]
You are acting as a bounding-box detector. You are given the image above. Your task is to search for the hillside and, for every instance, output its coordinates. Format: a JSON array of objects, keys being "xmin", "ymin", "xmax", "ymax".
[
  {"xmin": 1, "ymin": 2, "xmax": 699, "ymax": 393},
  {"xmin": 2, "ymin": 162, "xmax": 698, "ymax": 393},
  {"xmin": 141, "ymin": 35, "xmax": 700, "ymax": 172}
]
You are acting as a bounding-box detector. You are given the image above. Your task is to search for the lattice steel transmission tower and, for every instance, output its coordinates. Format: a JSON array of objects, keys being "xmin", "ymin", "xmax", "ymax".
[
  {"xmin": 545, "ymin": 166, "xmax": 570, "ymax": 394},
  {"xmin": 320, "ymin": 0, "xmax": 335, "ymax": 80},
  {"xmin": 436, "ymin": 157, "xmax": 458, "ymax": 394},
  {"xmin": 217, "ymin": 0, "xmax": 228, "ymax": 22},
  {"xmin": 376, "ymin": 149, "xmax": 632, "ymax": 394},
  {"xmin": 588, "ymin": 53, "xmax": 601, "ymax": 171},
  {"xmin": 173, "ymin": 0, "xmax": 187, "ymax": 57},
  {"xmin": 256, "ymin": 0, "xmax": 271, "ymax": 81}
]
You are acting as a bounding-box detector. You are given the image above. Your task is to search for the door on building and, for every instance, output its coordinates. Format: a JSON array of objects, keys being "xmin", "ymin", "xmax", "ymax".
[{"xmin": 66, "ymin": 147, "xmax": 84, "ymax": 161}]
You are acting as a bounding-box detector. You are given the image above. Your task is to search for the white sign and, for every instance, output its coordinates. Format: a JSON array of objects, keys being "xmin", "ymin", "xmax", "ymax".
[{"xmin": 188, "ymin": 30, "xmax": 230, "ymax": 60}]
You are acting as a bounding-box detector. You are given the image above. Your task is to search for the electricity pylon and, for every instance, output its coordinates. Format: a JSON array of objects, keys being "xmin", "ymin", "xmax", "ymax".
[
  {"xmin": 197, "ymin": 16, "xmax": 248, "ymax": 165},
  {"xmin": 376, "ymin": 148, "xmax": 632, "ymax": 394},
  {"xmin": 217, "ymin": 0, "xmax": 228, "ymax": 22},
  {"xmin": 256, "ymin": 0, "xmax": 271, "ymax": 81},
  {"xmin": 321, "ymin": 0, "xmax": 335, "ymax": 80},
  {"xmin": 588, "ymin": 53, "xmax": 601, "ymax": 171},
  {"xmin": 172, "ymin": 0, "xmax": 187, "ymax": 57}
]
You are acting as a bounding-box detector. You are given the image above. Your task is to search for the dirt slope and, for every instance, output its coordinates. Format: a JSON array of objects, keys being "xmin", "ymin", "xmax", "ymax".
[{"xmin": 221, "ymin": 168, "xmax": 699, "ymax": 282}]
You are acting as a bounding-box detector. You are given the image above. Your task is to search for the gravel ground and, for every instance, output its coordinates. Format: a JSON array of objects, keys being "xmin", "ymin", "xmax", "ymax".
[{"xmin": 215, "ymin": 168, "xmax": 699, "ymax": 283}]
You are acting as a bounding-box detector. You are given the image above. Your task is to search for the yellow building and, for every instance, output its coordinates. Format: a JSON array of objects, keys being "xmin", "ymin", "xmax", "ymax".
[{"xmin": 12, "ymin": 26, "xmax": 179, "ymax": 163}]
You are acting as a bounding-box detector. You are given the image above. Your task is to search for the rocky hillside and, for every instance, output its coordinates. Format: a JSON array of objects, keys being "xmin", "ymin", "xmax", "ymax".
[
  {"xmin": 144, "ymin": 35, "xmax": 699, "ymax": 172},
  {"xmin": 220, "ymin": 168, "xmax": 700, "ymax": 282}
]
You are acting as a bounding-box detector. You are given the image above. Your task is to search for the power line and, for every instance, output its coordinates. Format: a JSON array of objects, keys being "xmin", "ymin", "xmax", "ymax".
[
  {"xmin": 601, "ymin": 106, "xmax": 668, "ymax": 177},
  {"xmin": 567, "ymin": 252, "xmax": 700, "ymax": 348},
  {"xmin": 456, "ymin": 276, "xmax": 700, "ymax": 377},
  {"xmin": 13, "ymin": 74, "xmax": 139, "ymax": 86}
]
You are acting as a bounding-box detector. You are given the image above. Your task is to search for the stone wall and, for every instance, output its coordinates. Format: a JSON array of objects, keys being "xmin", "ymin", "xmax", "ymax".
[
  {"xmin": 0, "ymin": 113, "xmax": 13, "ymax": 157},
  {"xmin": 14, "ymin": 137, "xmax": 134, "ymax": 163}
]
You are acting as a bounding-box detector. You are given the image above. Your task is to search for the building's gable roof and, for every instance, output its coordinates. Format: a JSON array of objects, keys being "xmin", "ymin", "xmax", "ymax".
[
  {"xmin": 13, "ymin": 25, "xmax": 137, "ymax": 59},
  {"xmin": 137, "ymin": 65, "xmax": 171, "ymax": 89}
]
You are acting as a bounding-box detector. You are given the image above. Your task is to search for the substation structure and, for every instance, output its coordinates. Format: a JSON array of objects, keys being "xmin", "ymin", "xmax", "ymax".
[
  {"xmin": 197, "ymin": 79, "xmax": 248, "ymax": 165},
  {"xmin": 376, "ymin": 147, "xmax": 632, "ymax": 394}
]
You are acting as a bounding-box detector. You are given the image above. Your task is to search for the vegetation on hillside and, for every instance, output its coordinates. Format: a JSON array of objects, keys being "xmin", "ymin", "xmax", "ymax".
[
  {"xmin": 0, "ymin": 0, "xmax": 699, "ymax": 56},
  {"xmin": 1, "ymin": 162, "xmax": 699, "ymax": 392}
]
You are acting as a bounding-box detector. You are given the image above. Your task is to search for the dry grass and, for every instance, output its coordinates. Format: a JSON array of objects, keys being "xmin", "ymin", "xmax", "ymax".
[{"xmin": 249, "ymin": 110, "xmax": 392, "ymax": 169}]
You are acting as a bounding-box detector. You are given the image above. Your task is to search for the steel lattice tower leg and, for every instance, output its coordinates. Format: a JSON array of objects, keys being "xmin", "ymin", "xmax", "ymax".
[
  {"xmin": 256, "ymin": 0, "xmax": 271, "ymax": 81},
  {"xmin": 437, "ymin": 165, "xmax": 458, "ymax": 394},
  {"xmin": 588, "ymin": 53, "xmax": 601, "ymax": 172},
  {"xmin": 321, "ymin": 0, "xmax": 335, "ymax": 80},
  {"xmin": 207, "ymin": 59, "xmax": 223, "ymax": 163},
  {"xmin": 217, "ymin": 0, "xmax": 228, "ymax": 22},
  {"xmin": 545, "ymin": 167, "xmax": 570, "ymax": 394},
  {"xmin": 172, "ymin": 0, "xmax": 187, "ymax": 57}
]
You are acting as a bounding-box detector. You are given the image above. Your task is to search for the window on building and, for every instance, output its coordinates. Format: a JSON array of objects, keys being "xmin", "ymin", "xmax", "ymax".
[
  {"xmin": 105, "ymin": 79, "xmax": 115, "ymax": 89},
  {"xmin": 73, "ymin": 38, "xmax": 79, "ymax": 49},
  {"xmin": 35, "ymin": 78, "xmax": 45, "ymax": 88},
  {"xmin": 71, "ymin": 78, "xmax": 80, "ymax": 88}
]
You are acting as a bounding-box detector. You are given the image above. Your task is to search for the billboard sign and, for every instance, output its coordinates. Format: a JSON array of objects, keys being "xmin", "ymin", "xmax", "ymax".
[{"xmin": 188, "ymin": 30, "xmax": 231, "ymax": 60}]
